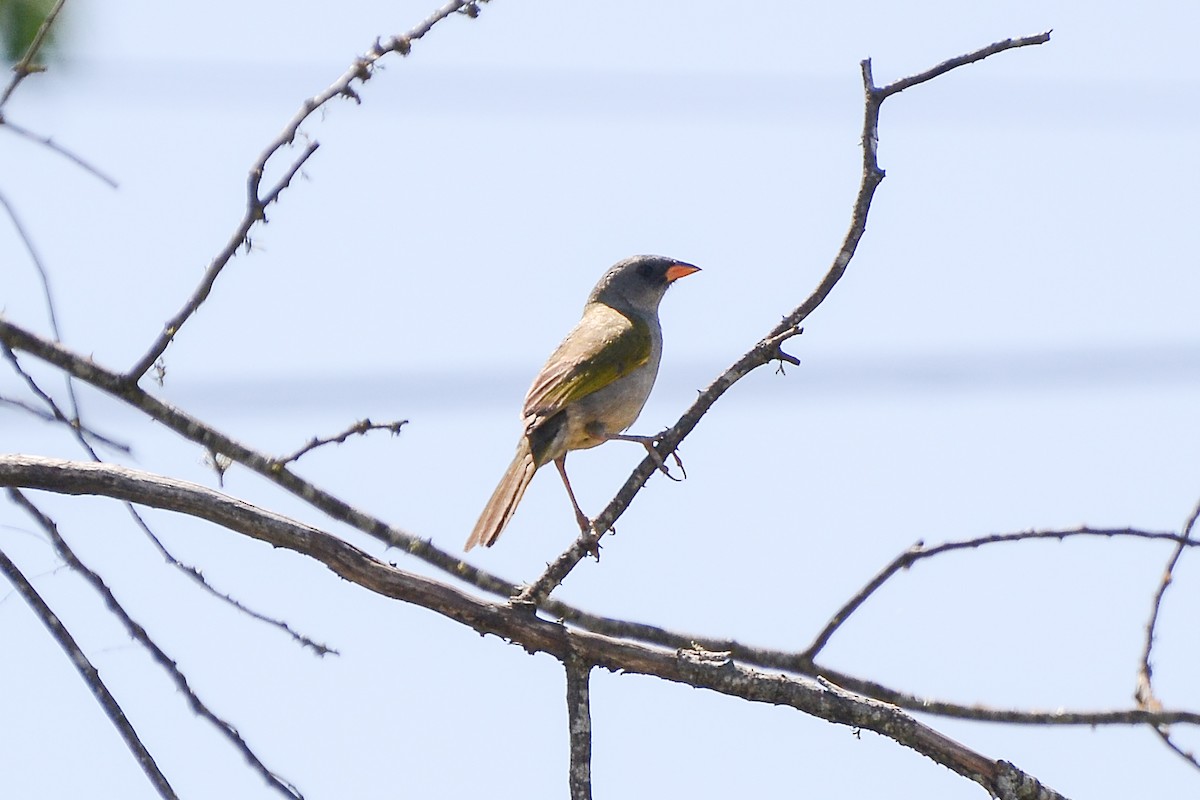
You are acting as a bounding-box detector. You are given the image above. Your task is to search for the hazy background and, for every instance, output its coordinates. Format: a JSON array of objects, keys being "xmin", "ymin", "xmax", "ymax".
[{"xmin": 2, "ymin": 1, "xmax": 1198, "ymax": 797}]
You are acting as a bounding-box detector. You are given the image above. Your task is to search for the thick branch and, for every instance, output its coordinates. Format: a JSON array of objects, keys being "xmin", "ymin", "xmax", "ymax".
[
  {"xmin": 0, "ymin": 315, "xmax": 517, "ymax": 600},
  {"xmin": 8, "ymin": 455, "xmax": 1197, "ymax": 797},
  {"xmin": 565, "ymin": 654, "xmax": 593, "ymax": 800},
  {"xmin": 4, "ymin": 451, "xmax": 1198, "ymax": 733}
]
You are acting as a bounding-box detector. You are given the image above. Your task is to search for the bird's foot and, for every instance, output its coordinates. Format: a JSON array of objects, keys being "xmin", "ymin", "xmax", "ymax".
[
  {"xmin": 642, "ymin": 434, "xmax": 686, "ymax": 482},
  {"xmin": 608, "ymin": 432, "xmax": 687, "ymax": 481},
  {"xmin": 584, "ymin": 536, "xmax": 603, "ymax": 561}
]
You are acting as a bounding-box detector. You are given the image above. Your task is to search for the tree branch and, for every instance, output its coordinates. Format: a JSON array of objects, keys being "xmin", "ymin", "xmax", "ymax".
[
  {"xmin": 517, "ymin": 30, "xmax": 1054, "ymax": 605},
  {"xmin": 804, "ymin": 525, "xmax": 1200, "ymax": 661},
  {"xmin": 0, "ymin": 315, "xmax": 524, "ymax": 599},
  {"xmin": 281, "ymin": 418, "xmax": 408, "ymax": 465},
  {"xmin": 3, "ymin": 332, "xmax": 331, "ymax": 652},
  {"xmin": 0, "ymin": 540, "xmax": 179, "ymax": 800},
  {"xmin": 1135, "ymin": 494, "xmax": 1200, "ymax": 756},
  {"xmin": 7, "ymin": 489, "xmax": 303, "ymax": 798},
  {"xmin": 124, "ymin": 0, "xmax": 479, "ymax": 382},
  {"xmin": 5, "ymin": 454, "xmax": 1195, "ymax": 798},
  {"xmin": 0, "ymin": 118, "xmax": 120, "ymax": 187},
  {"xmin": 565, "ymin": 653, "xmax": 593, "ymax": 800}
]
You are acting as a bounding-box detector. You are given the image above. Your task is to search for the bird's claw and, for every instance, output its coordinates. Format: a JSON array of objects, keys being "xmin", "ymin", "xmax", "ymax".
[{"xmin": 642, "ymin": 438, "xmax": 686, "ymax": 481}]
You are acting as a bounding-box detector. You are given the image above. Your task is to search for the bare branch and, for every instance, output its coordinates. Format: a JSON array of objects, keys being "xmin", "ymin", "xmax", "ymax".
[
  {"xmin": 804, "ymin": 526, "xmax": 1200, "ymax": 661},
  {"xmin": 281, "ymin": 418, "xmax": 408, "ymax": 465},
  {"xmin": 3, "ymin": 335, "xmax": 330, "ymax": 652},
  {"xmin": 0, "ymin": 454, "xmax": 1082, "ymax": 797},
  {"xmin": 123, "ymin": 500, "xmax": 338, "ymax": 657},
  {"xmin": 0, "ymin": 316, "xmax": 522, "ymax": 601},
  {"xmin": 1135, "ymin": 495, "xmax": 1200, "ymax": 717},
  {"xmin": 0, "ymin": 393, "xmax": 54, "ymax": 419},
  {"xmin": 5, "ymin": 325, "xmax": 1197, "ymax": 733},
  {"xmin": 0, "ymin": 187, "xmax": 97, "ymax": 445},
  {"xmin": 0, "ymin": 340, "xmax": 120, "ymax": 453},
  {"xmin": 0, "ymin": 387, "xmax": 130, "ymax": 454},
  {"xmin": 1154, "ymin": 726, "xmax": 1200, "ymax": 772},
  {"xmin": 565, "ymin": 653, "xmax": 593, "ymax": 800},
  {"xmin": 0, "ymin": 541, "xmax": 179, "ymax": 800},
  {"xmin": 0, "ymin": 118, "xmax": 120, "ymax": 187},
  {"xmin": 2, "ymin": 187, "xmax": 65, "ymax": 341},
  {"xmin": 7, "ymin": 489, "xmax": 303, "ymax": 799},
  {"xmin": 517, "ymin": 31, "xmax": 1053, "ymax": 605},
  {"xmin": 6, "ymin": 451, "xmax": 1200, "ymax": 747},
  {"xmin": 876, "ymin": 31, "xmax": 1052, "ymax": 99},
  {"xmin": 125, "ymin": 0, "xmax": 478, "ymax": 382}
]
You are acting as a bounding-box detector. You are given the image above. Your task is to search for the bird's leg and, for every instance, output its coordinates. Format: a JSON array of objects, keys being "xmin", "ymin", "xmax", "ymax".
[
  {"xmin": 554, "ymin": 456, "xmax": 603, "ymax": 560},
  {"xmin": 554, "ymin": 455, "xmax": 592, "ymax": 533},
  {"xmin": 603, "ymin": 432, "xmax": 687, "ymax": 481}
]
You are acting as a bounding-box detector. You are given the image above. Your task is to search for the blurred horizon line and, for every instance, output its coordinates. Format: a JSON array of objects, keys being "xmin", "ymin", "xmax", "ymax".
[{"xmin": 149, "ymin": 341, "xmax": 1200, "ymax": 413}]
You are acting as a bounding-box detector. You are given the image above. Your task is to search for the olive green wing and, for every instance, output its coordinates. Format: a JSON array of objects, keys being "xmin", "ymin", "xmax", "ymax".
[{"xmin": 523, "ymin": 304, "xmax": 652, "ymax": 420}]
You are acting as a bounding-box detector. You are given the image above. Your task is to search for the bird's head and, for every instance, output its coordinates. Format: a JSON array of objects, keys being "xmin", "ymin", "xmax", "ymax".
[{"xmin": 589, "ymin": 254, "xmax": 700, "ymax": 314}]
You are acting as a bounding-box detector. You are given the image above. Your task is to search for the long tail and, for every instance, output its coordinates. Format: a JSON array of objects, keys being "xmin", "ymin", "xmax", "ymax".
[{"xmin": 464, "ymin": 440, "xmax": 537, "ymax": 550}]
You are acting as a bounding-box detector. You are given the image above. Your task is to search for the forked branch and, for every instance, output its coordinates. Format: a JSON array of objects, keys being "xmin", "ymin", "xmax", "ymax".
[{"xmin": 517, "ymin": 31, "xmax": 1053, "ymax": 605}]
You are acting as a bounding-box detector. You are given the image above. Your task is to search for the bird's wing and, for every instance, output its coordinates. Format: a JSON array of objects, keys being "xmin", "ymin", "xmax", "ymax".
[{"xmin": 522, "ymin": 303, "xmax": 652, "ymax": 421}]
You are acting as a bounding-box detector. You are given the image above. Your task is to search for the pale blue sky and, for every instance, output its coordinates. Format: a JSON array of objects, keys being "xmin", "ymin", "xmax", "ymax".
[{"xmin": 2, "ymin": 2, "xmax": 1199, "ymax": 797}]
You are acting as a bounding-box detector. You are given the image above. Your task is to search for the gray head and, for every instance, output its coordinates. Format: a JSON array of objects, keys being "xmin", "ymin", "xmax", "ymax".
[{"xmin": 588, "ymin": 254, "xmax": 700, "ymax": 316}]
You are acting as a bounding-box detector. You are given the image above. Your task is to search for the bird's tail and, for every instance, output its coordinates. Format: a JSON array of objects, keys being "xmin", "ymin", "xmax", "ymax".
[{"xmin": 464, "ymin": 440, "xmax": 537, "ymax": 551}]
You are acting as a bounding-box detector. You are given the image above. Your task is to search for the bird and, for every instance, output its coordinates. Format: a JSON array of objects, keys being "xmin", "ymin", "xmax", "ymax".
[{"xmin": 464, "ymin": 254, "xmax": 700, "ymax": 551}]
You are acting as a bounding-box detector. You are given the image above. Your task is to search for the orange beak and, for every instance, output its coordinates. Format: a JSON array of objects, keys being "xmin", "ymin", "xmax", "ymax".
[{"xmin": 665, "ymin": 263, "xmax": 701, "ymax": 282}]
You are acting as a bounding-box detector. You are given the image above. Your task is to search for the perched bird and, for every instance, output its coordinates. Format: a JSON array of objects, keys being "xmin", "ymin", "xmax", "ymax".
[{"xmin": 465, "ymin": 255, "xmax": 700, "ymax": 551}]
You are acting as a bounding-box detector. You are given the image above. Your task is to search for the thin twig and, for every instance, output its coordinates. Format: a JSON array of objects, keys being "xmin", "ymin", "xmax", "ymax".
[
  {"xmin": 122, "ymin": 496, "xmax": 339, "ymax": 656},
  {"xmin": 0, "ymin": 393, "xmax": 53, "ymax": 418},
  {"xmin": 0, "ymin": 186, "xmax": 93, "ymax": 441},
  {"xmin": 0, "ymin": 541, "xmax": 179, "ymax": 800},
  {"xmin": 125, "ymin": 0, "xmax": 477, "ymax": 382},
  {"xmin": 1154, "ymin": 726, "xmax": 1200, "ymax": 772},
  {"xmin": 565, "ymin": 652, "xmax": 593, "ymax": 800},
  {"xmin": 0, "ymin": 119, "xmax": 120, "ymax": 187},
  {"xmin": 281, "ymin": 418, "xmax": 407, "ymax": 464},
  {"xmin": 0, "ymin": 341, "xmax": 108, "ymax": 451},
  {"xmin": 2, "ymin": 337, "xmax": 332, "ymax": 653},
  {"xmin": 1135, "ymin": 496, "xmax": 1200, "ymax": 712},
  {"xmin": 0, "ymin": 392, "xmax": 130, "ymax": 452},
  {"xmin": 124, "ymin": 138, "xmax": 317, "ymax": 381},
  {"xmin": 803, "ymin": 525, "xmax": 1198, "ymax": 660},
  {"xmin": 8, "ymin": 489, "xmax": 303, "ymax": 799},
  {"xmin": 516, "ymin": 31, "xmax": 1053, "ymax": 607},
  {"xmin": 877, "ymin": 31, "xmax": 1052, "ymax": 99}
]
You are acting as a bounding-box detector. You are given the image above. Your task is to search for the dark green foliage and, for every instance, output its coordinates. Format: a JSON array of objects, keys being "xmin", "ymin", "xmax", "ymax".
[{"xmin": 1, "ymin": 0, "xmax": 58, "ymax": 63}]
